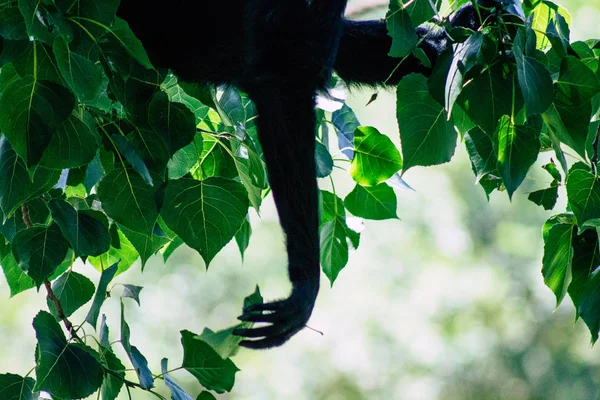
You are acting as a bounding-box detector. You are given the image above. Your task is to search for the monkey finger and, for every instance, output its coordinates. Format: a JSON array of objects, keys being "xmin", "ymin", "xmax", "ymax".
[
  {"xmin": 238, "ymin": 330, "xmax": 295, "ymax": 349},
  {"xmin": 232, "ymin": 325, "xmax": 284, "ymax": 338},
  {"xmin": 243, "ymin": 301, "xmax": 284, "ymax": 313},
  {"xmin": 237, "ymin": 311, "xmax": 286, "ymax": 323}
]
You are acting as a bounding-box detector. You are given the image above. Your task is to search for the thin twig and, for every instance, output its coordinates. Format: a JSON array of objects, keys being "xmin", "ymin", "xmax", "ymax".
[
  {"xmin": 21, "ymin": 203, "xmax": 80, "ymax": 340},
  {"xmin": 44, "ymin": 280, "xmax": 80, "ymax": 339}
]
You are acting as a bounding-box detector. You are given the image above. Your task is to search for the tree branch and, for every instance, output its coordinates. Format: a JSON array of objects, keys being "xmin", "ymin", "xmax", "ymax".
[{"xmin": 21, "ymin": 203, "xmax": 80, "ymax": 340}]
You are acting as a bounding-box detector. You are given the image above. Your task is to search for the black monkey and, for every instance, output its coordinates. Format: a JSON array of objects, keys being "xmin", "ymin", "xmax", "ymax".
[{"xmin": 116, "ymin": 0, "xmax": 482, "ymax": 349}]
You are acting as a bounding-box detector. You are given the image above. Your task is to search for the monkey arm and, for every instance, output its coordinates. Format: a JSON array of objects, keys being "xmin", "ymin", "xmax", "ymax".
[
  {"xmin": 334, "ymin": 3, "xmax": 483, "ymax": 86},
  {"xmin": 233, "ymin": 85, "xmax": 321, "ymax": 349}
]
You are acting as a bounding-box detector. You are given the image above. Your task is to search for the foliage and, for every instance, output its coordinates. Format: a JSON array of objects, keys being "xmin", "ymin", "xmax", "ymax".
[{"xmin": 0, "ymin": 0, "xmax": 599, "ymax": 398}]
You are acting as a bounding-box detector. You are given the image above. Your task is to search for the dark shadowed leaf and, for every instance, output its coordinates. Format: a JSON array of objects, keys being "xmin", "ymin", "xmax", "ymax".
[
  {"xmin": 567, "ymin": 227, "xmax": 600, "ymax": 343},
  {"xmin": 386, "ymin": 2, "xmax": 417, "ymax": 58},
  {"xmin": 331, "ymin": 104, "xmax": 360, "ymax": 159},
  {"xmin": 33, "ymin": 311, "xmax": 104, "ymax": 398},
  {"xmin": 493, "ymin": 116, "xmax": 541, "ymax": 198},
  {"xmin": 97, "ymin": 168, "xmax": 158, "ymax": 237},
  {"xmin": 162, "ymin": 177, "xmax": 249, "ymax": 267},
  {"xmin": 122, "ymin": 284, "xmax": 143, "ymax": 306},
  {"xmin": 38, "ymin": 114, "xmax": 100, "ymax": 169},
  {"xmin": 149, "ymin": 91, "xmax": 197, "ymax": 156},
  {"xmin": 0, "ymin": 373, "xmax": 35, "ymax": 400},
  {"xmin": 49, "ymin": 199, "xmax": 110, "ymax": 257},
  {"xmin": 542, "ymin": 215, "xmax": 576, "ymax": 305},
  {"xmin": 121, "ymin": 301, "xmax": 154, "ymax": 389},
  {"xmin": 53, "ymin": 36, "xmax": 103, "ymax": 101},
  {"xmin": 162, "ymin": 358, "xmax": 194, "ymax": 400},
  {"xmin": 0, "ymin": 76, "xmax": 74, "ymax": 166},
  {"xmin": 0, "ymin": 138, "xmax": 60, "ymax": 220},
  {"xmin": 85, "ymin": 262, "xmax": 118, "ymax": 329},
  {"xmin": 12, "ymin": 223, "xmax": 69, "ymax": 287},
  {"xmin": 98, "ymin": 315, "xmax": 126, "ymax": 400},
  {"xmin": 46, "ymin": 270, "xmax": 95, "ymax": 319},
  {"xmin": 516, "ymin": 55, "xmax": 553, "ymax": 115},
  {"xmin": 398, "ymin": 73, "xmax": 457, "ymax": 170}
]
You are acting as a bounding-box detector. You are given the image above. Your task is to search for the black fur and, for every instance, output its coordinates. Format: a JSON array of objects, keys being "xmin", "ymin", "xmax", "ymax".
[{"xmin": 117, "ymin": 0, "xmax": 481, "ymax": 349}]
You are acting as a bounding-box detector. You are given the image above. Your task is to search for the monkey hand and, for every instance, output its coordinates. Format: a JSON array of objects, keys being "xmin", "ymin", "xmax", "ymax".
[{"xmin": 233, "ymin": 280, "xmax": 319, "ymax": 349}]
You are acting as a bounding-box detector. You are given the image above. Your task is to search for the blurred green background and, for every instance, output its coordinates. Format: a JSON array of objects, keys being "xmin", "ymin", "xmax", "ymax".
[{"xmin": 2, "ymin": 1, "xmax": 600, "ymax": 399}]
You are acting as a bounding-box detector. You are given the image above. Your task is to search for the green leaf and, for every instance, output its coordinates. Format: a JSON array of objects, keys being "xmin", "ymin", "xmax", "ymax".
[
  {"xmin": 556, "ymin": 56, "xmax": 600, "ymax": 106},
  {"xmin": 528, "ymin": 0, "xmax": 571, "ymax": 50},
  {"xmin": 235, "ymin": 216, "xmax": 252, "ymax": 261},
  {"xmin": 162, "ymin": 358, "xmax": 194, "ymax": 400},
  {"xmin": 97, "ymin": 168, "xmax": 158, "ymax": 237},
  {"xmin": 12, "ymin": 223, "xmax": 69, "ymax": 287},
  {"xmin": 1, "ymin": 249, "xmax": 35, "ymax": 297},
  {"xmin": 398, "ymin": 73, "xmax": 456, "ymax": 170},
  {"xmin": 98, "ymin": 315, "xmax": 126, "ymax": 400},
  {"xmin": 566, "ymin": 163, "xmax": 600, "ymax": 228},
  {"xmin": 38, "ymin": 114, "xmax": 100, "ymax": 169},
  {"xmin": 119, "ymin": 224, "xmax": 169, "ymax": 269},
  {"xmin": 543, "ymin": 102, "xmax": 591, "ymax": 159},
  {"xmin": 0, "ymin": 138, "xmax": 60, "ymax": 219},
  {"xmin": 516, "ymin": 55, "xmax": 554, "ymax": 115},
  {"xmin": 320, "ymin": 190, "xmax": 346, "ymax": 224},
  {"xmin": 197, "ymin": 392, "xmax": 217, "ymax": 400},
  {"xmin": 33, "ymin": 311, "xmax": 104, "ymax": 398},
  {"xmin": 122, "ymin": 284, "xmax": 143, "ymax": 306},
  {"xmin": 386, "ymin": 1, "xmax": 417, "ymax": 58},
  {"xmin": 49, "ymin": 199, "xmax": 110, "ymax": 257},
  {"xmin": 85, "ymin": 262, "xmax": 118, "ymax": 329},
  {"xmin": 0, "ymin": 373, "xmax": 35, "ymax": 400},
  {"xmin": 121, "ymin": 301, "xmax": 154, "ymax": 389},
  {"xmin": 181, "ymin": 330, "xmax": 240, "ymax": 393},
  {"xmin": 405, "ymin": 0, "xmax": 440, "ymax": 25},
  {"xmin": 47, "ymin": 270, "xmax": 95, "ymax": 318},
  {"xmin": 542, "ymin": 217, "xmax": 575, "ymax": 305},
  {"xmin": 219, "ymin": 86, "xmax": 246, "ymax": 126},
  {"xmin": 331, "ymin": 104, "xmax": 360, "ymax": 159},
  {"xmin": 315, "ymin": 141, "xmax": 334, "ymax": 178},
  {"xmin": 230, "ymin": 140, "xmax": 266, "ymax": 211},
  {"xmin": 568, "ymin": 227, "xmax": 600, "ymax": 343},
  {"xmin": 0, "ymin": 76, "xmax": 75, "ymax": 166},
  {"xmin": 88, "ymin": 230, "xmax": 138, "ymax": 276},
  {"xmin": 149, "ymin": 91, "xmax": 197, "ymax": 156},
  {"xmin": 197, "ymin": 288, "xmax": 263, "ymax": 359},
  {"xmin": 493, "ymin": 116, "xmax": 541, "ymax": 198},
  {"xmin": 464, "ymin": 126, "xmax": 498, "ymax": 182},
  {"xmin": 59, "ymin": 0, "xmax": 120, "ymax": 37},
  {"xmin": 106, "ymin": 17, "xmax": 153, "ymax": 69},
  {"xmin": 0, "ymin": 6, "xmax": 27, "ymax": 40},
  {"xmin": 18, "ymin": 0, "xmax": 56, "ymax": 44},
  {"xmin": 543, "ymin": 160, "xmax": 562, "ymax": 182},
  {"xmin": 320, "ymin": 218, "xmax": 350, "ymax": 285},
  {"xmin": 162, "ymin": 177, "xmax": 250, "ymax": 267},
  {"xmin": 528, "ymin": 184, "xmax": 559, "ymax": 210},
  {"xmin": 350, "ymin": 126, "xmax": 402, "ymax": 186},
  {"xmin": 53, "ymin": 36, "xmax": 103, "ymax": 101},
  {"xmin": 112, "ymin": 134, "xmax": 153, "ymax": 186},
  {"xmin": 458, "ymin": 67, "xmax": 523, "ymax": 135},
  {"xmin": 162, "ymin": 75, "xmax": 212, "ymax": 124},
  {"xmin": 445, "ymin": 32, "xmax": 491, "ymax": 116},
  {"xmin": 344, "ymin": 183, "xmax": 398, "ymax": 220}
]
